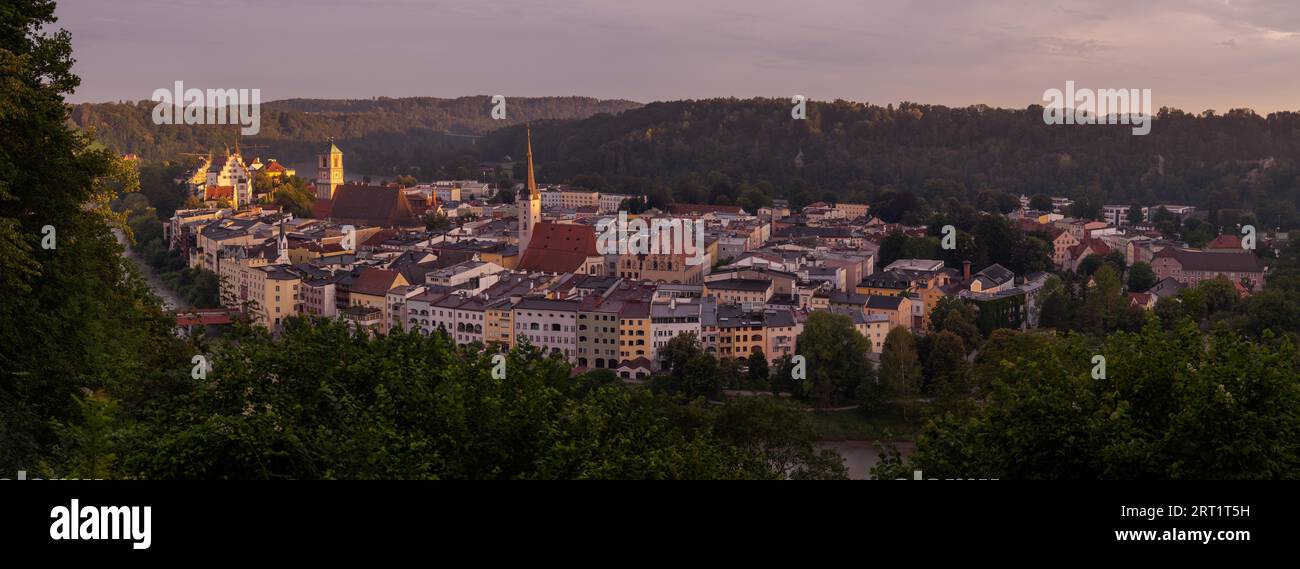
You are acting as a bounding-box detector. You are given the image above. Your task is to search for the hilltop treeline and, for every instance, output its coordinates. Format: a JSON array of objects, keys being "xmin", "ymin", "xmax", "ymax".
[
  {"xmin": 488, "ymin": 99, "xmax": 1300, "ymax": 227},
  {"xmin": 68, "ymin": 96, "xmax": 641, "ymax": 176},
  {"xmin": 77, "ymin": 96, "xmax": 1300, "ymax": 228}
]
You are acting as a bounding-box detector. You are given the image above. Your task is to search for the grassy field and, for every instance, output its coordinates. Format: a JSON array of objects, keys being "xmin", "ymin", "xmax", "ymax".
[{"xmin": 808, "ymin": 404, "xmax": 925, "ymax": 441}]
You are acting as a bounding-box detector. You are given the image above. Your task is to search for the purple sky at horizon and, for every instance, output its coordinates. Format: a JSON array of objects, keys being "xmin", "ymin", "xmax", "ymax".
[{"xmin": 56, "ymin": 0, "xmax": 1300, "ymax": 112}]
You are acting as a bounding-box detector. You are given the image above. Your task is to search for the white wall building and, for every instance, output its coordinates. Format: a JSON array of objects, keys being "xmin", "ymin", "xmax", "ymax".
[{"xmin": 512, "ymin": 298, "xmax": 580, "ymax": 361}]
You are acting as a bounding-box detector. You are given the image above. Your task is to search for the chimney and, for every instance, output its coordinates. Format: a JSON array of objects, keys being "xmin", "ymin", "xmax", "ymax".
[{"xmin": 963, "ymin": 260, "xmax": 971, "ymax": 282}]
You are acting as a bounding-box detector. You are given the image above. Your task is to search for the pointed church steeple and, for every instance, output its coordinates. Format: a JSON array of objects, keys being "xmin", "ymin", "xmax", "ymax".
[
  {"xmin": 518, "ymin": 125, "xmax": 542, "ymax": 253},
  {"xmin": 275, "ymin": 221, "xmax": 289, "ymax": 265},
  {"xmin": 526, "ymin": 125, "xmax": 538, "ymax": 198}
]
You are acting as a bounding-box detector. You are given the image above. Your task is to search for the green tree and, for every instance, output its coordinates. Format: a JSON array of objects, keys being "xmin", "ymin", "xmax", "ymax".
[
  {"xmin": 1128, "ymin": 261, "xmax": 1157, "ymax": 292},
  {"xmin": 271, "ymin": 175, "xmax": 315, "ymax": 217},
  {"xmin": 1037, "ymin": 275, "xmax": 1075, "ymax": 330},
  {"xmin": 655, "ymin": 332, "xmax": 722, "ymax": 400},
  {"xmin": 125, "ymin": 320, "xmax": 802, "ymax": 479},
  {"xmin": 929, "ymin": 297, "xmax": 980, "ymax": 350},
  {"xmin": 925, "ymin": 331, "xmax": 971, "ymax": 414},
  {"xmin": 1077, "ymin": 254, "xmax": 1104, "ymax": 277},
  {"xmin": 901, "ymin": 325, "xmax": 1300, "ymax": 479},
  {"xmin": 795, "ymin": 311, "xmax": 876, "ymax": 408},
  {"xmin": 493, "ymin": 185, "xmax": 516, "ymax": 204},
  {"xmin": 1, "ymin": 0, "xmax": 191, "ymax": 473},
  {"xmin": 1029, "ymin": 194, "xmax": 1053, "ymax": 211},
  {"xmin": 879, "ymin": 327, "xmax": 923, "ymax": 420},
  {"xmin": 392, "ymin": 174, "xmax": 418, "ymax": 187},
  {"xmin": 423, "ymin": 211, "xmax": 452, "ymax": 233},
  {"xmin": 1081, "ymin": 264, "xmax": 1126, "ymax": 332},
  {"xmin": 710, "ymin": 397, "xmax": 848, "ymax": 480},
  {"xmin": 1127, "ymin": 204, "xmax": 1144, "ymax": 225},
  {"xmin": 746, "ymin": 347, "xmax": 769, "ymax": 387}
]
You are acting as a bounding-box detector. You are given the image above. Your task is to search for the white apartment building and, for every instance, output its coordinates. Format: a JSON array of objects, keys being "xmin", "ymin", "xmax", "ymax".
[
  {"xmin": 512, "ymin": 298, "xmax": 581, "ymax": 361},
  {"xmin": 649, "ymin": 297, "xmax": 715, "ymax": 369},
  {"xmin": 541, "ymin": 187, "xmax": 600, "ymax": 210}
]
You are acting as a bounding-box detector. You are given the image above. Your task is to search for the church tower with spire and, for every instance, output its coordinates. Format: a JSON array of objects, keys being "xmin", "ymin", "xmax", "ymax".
[
  {"xmin": 517, "ymin": 126, "xmax": 542, "ymax": 253},
  {"xmin": 275, "ymin": 220, "xmax": 290, "ymax": 265},
  {"xmin": 316, "ymin": 141, "xmax": 344, "ymax": 200}
]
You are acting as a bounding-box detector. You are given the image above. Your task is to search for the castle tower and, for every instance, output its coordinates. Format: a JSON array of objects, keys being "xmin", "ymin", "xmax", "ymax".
[
  {"xmin": 517, "ymin": 126, "xmax": 542, "ymax": 252},
  {"xmin": 316, "ymin": 142, "xmax": 344, "ymax": 200}
]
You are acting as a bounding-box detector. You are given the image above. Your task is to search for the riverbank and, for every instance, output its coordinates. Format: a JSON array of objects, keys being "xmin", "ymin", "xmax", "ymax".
[{"xmin": 112, "ymin": 228, "xmax": 190, "ymax": 311}]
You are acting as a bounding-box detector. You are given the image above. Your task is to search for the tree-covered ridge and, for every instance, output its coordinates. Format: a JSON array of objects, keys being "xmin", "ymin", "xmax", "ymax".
[
  {"xmin": 68, "ymin": 96, "xmax": 642, "ymax": 175},
  {"xmin": 482, "ymin": 99, "xmax": 1300, "ymax": 226}
]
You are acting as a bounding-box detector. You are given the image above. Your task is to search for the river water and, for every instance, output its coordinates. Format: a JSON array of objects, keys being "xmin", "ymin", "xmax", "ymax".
[{"xmin": 817, "ymin": 441, "xmax": 916, "ymax": 480}]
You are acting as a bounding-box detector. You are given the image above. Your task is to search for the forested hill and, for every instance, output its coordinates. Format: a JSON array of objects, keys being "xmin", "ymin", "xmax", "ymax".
[
  {"xmin": 68, "ymin": 96, "xmax": 641, "ymax": 175},
  {"xmin": 76, "ymin": 95, "xmax": 1300, "ymax": 229},
  {"xmin": 488, "ymin": 99, "xmax": 1300, "ymax": 228}
]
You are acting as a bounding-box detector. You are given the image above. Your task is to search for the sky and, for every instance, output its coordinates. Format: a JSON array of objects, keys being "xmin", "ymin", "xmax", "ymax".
[{"xmin": 56, "ymin": 0, "xmax": 1300, "ymax": 112}]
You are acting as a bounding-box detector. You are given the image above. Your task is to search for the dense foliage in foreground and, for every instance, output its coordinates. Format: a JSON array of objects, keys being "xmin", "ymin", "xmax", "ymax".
[
  {"xmin": 872, "ymin": 321, "xmax": 1300, "ymax": 480},
  {"xmin": 105, "ymin": 320, "xmax": 845, "ymax": 480}
]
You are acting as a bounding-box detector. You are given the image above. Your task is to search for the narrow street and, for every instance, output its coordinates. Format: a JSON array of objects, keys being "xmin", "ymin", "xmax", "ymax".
[{"xmin": 112, "ymin": 228, "xmax": 190, "ymax": 312}]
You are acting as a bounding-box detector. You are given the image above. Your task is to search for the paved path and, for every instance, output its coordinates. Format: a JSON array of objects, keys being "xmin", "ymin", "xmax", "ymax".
[{"xmin": 113, "ymin": 228, "xmax": 189, "ymax": 311}]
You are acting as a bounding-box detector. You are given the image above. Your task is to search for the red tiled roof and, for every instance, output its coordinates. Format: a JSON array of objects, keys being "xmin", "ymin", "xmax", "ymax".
[
  {"xmin": 350, "ymin": 268, "xmax": 403, "ymax": 297},
  {"xmin": 516, "ymin": 223, "xmax": 599, "ymax": 273},
  {"xmin": 312, "ymin": 198, "xmax": 333, "ymax": 219},
  {"xmin": 1205, "ymin": 234, "xmax": 1243, "ymax": 250},
  {"xmin": 205, "ymin": 185, "xmax": 234, "ymax": 201},
  {"xmin": 1068, "ymin": 239, "xmax": 1110, "ymax": 258},
  {"xmin": 318, "ymin": 184, "xmax": 419, "ymax": 227},
  {"xmin": 361, "ymin": 229, "xmax": 400, "ymax": 247}
]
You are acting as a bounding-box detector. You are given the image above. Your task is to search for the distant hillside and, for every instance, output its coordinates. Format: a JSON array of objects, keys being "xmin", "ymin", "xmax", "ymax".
[
  {"xmin": 69, "ymin": 96, "xmax": 641, "ymax": 176},
  {"xmin": 477, "ymin": 98, "xmax": 1300, "ymax": 228},
  {"xmin": 76, "ymin": 95, "xmax": 1300, "ymax": 229}
]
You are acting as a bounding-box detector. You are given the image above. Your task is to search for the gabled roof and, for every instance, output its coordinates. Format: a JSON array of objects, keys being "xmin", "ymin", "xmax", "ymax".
[
  {"xmin": 1068, "ymin": 239, "xmax": 1110, "ymax": 259},
  {"xmin": 972, "ymin": 263, "xmax": 1015, "ymax": 289},
  {"xmin": 516, "ymin": 223, "xmax": 599, "ymax": 273},
  {"xmin": 865, "ymin": 295, "xmax": 906, "ymax": 310},
  {"xmin": 320, "ymin": 184, "xmax": 419, "ymax": 228},
  {"xmin": 1145, "ymin": 276, "xmax": 1185, "ymax": 297},
  {"xmin": 350, "ymin": 268, "xmax": 404, "ymax": 297},
  {"xmin": 205, "ymin": 185, "xmax": 234, "ymax": 201},
  {"xmin": 616, "ymin": 357, "xmax": 653, "ymax": 371},
  {"xmin": 1204, "ymin": 234, "xmax": 1244, "ymax": 250}
]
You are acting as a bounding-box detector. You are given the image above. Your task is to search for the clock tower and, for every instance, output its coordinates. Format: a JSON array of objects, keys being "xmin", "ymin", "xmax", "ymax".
[{"xmin": 316, "ymin": 142, "xmax": 344, "ymax": 200}]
